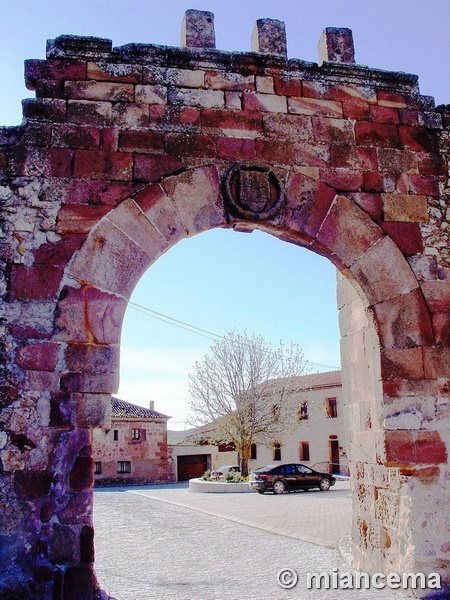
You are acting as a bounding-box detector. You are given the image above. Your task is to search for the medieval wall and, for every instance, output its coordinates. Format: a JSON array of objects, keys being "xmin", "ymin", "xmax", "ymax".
[{"xmin": 0, "ymin": 10, "xmax": 449, "ymax": 599}]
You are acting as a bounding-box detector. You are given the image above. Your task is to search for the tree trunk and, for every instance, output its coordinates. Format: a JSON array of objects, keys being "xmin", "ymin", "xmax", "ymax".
[{"xmin": 240, "ymin": 443, "xmax": 251, "ymax": 478}]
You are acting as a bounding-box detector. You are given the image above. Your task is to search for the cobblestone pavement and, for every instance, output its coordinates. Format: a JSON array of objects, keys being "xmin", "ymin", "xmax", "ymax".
[{"xmin": 93, "ymin": 483, "xmax": 404, "ymax": 600}]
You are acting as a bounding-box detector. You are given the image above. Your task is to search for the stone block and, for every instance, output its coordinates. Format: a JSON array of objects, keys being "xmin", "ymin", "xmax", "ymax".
[
  {"xmin": 370, "ymin": 105, "xmax": 399, "ymax": 124},
  {"xmin": 160, "ymin": 165, "xmax": 225, "ymax": 234},
  {"xmin": 406, "ymin": 174, "xmax": 440, "ymax": 196},
  {"xmin": 217, "ymin": 137, "xmax": 256, "ymax": 160},
  {"xmin": 119, "ymin": 130, "xmax": 165, "ymax": 153},
  {"xmin": 431, "ymin": 313, "xmax": 450, "ymax": 345},
  {"xmin": 63, "ymin": 565, "xmax": 94, "ymax": 600},
  {"xmin": 318, "ymin": 27, "xmax": 355, "ymax": 65},
  {"xmin": 284, "ymin": 175, "xmax": 336, "ymax": 241},
  {"xmin": 398, "ymin": 126, "xmax": 440, "ymax": 153},
  {"xmin": 262, "ymin": 113, "xmax": 313, "ymax": 142},
  {"xmin": 10, "ymin": 264, "xmax": 64, "ymax": 301},
  {"xmin": 424, "ymin": 348, "xmax": 450, "ymax": 379},
  {"xmin": 385, "ymin": 430, "xmax": 447, "ymax": 467},
  {"xmin": 144, "ymin": 65, "xmax": 205, "ymax": 89},
  {"xmin": 342, "ymin": 99, "xmax": 371, "ymax": 120},
  {"xmin": 319, "ymin": 168, "xmax": 364, "ymax": 192},
  {"xmin": 134, "ymin": 153, "xmax": 183, "ymax": 182},
  {"xmin": 60, "ymin": 371, "xmax": 119, "ymax": 394},
  {"xmin": 378, "ymin": 148, "xmax": 418, "ymax": 176},
  {"xmin": 64, "ymin": 344, "xmax": 119, "ymax": 373},
  {"xmin": 67, "ymin": 99, "xmax": 112, "ymax": 126},
  {"xmin": 22, "ymin": 98, "xmax": 67, "ymax": 122},
  {"xmin": 273, "ymin": 74, "xmax": 302, "ymax": 97},
  {"xmin": 288, "ymin": 97, "xmax": 343, "ymax": 118},
  {"xmin": 370, "ymin": 289, "xmax": 434, "ymax": 349},
  {"xmin": 51, "ymin": 124, "xmax": 101, "ymax": 149},
  {"xmin": 205, "ymin": 71, "xmax": 254, "ymax": 92},
  {"xmin": 347, "ymin": 192, "xmax": 383, "ymax": 220},
  {"xmin": 201, "ymin": 108, "xmax": 263, "ymax": 138},
  {"xmin": 14, "ymin": 470, "xmax": 53, "ymax": 500},
  {"xmin": 15, "ymin": 342, "xmax": 60, "ymax": 372},
  {"xmin": 25, "ymin": 59, "xmax": 87, "ymax": 89},
  {"xmin": 380, "ymin": 348, "xmax": 424, "ymax": 380},
  {"xmin": 381, "ymin": 222, "xmax": 423, "ymax": 255},
  {"xmin": 149, "ymin": 105, "xmax": 200, "ymax": 132},
  {"xmin": 135, "ymin": 84, "xmax": 167, "ymax": 105},
  {"xmin": 317, "ymin": 195, "xmax": 383, "ymax": 268},
  {"xmin": 377, "ymin": 91, "xmax": 410, "ymax": 108},
  {"xmin": 350, "ymin": 235, "xmax": 420, "ymax": 305},
  {"xmin": 84, "ymin": 286, "xmax": 128, "ymax": 345},
  {"xmin": 111, "ymin": 102, "xmax": 149, "ymax": 127},
  {"xmin": 133, "ymin": 183, "xmax": 186, "ymax": 244},
  {"xmin": 243, "ymin": 92, "xmax": 287, "ymax": 113},
  {"xmin": 69, "ymin": 218, "xmax": 151, "ymax": 298},
  {"xmin": 181, "ymin": 9, "xmax": 215, "ymax": 49},
  {"xmin": 362, "ymin": 172, "xmax": 384, "ymax": 193},
  {"xmin": 56, "ymin": 204, "xmax": 112, "ymax": 234},
  {"xmin": 168, "ymin": 87, "xmax": 224, "ymax": 109},
  {"xmin": 64, "ymin": 81, "xmax": 134, "ymax": 102},
  {"xmin": 382, "ymin": 193, "xmax": 428, "ymax": 223},
  {"xmin": 74, "ymin": 149, "xmax": 133, "ymax": 180},
  {"xmin": 256, "ymin": 76, "xmax": 274, "ymax": 94},
  {"xmin": 417, "ymin": 152, "xmax": 447, "ymax": 177},
  {"xmin": 330, "ymin": 144, "xmax": 377, "ymax": 171},
  {"xmin": 312, "ymin": 116, "xmax": 355, "ymax": 144},
  {"xmin": 87, "ymin": 61, "xmax": 142, "ymax": 83},
  {"xmin": 74, "ymin": 393, "xmax": 110, "ymax": 428},
  {"xmin": 251, "ymin": 18, "xmax": 287, "ymax": 57},
  {"xmin": 355, "ymin": 122, "xmax": 401, "ymax": 148},
  {"xmin": 165, "ymin": 132, "xmax": 216, "ymax": 158}
]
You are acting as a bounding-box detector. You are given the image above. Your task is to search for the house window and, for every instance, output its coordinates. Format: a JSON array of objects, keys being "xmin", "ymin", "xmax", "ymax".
[
  {"xmin": 113, "ymin": 430, "xmax": 119, "ymax": 441},
  {"xmin": 117, "ymin": 461, "xmax": 131, "ymax": 474},
  {"xmin": 299, "ymin": 442, "xmax": 310, "ymax": 462},
  {"xmin": 273, "ymin": 443, "xmax": 281, "ymax": 461},
  {"xmin": 298, "ymin": 401, "xmax": 308, "ymax": 421},
  {"xmin": 131, "ymin": 428, "xmax": 140, "ymax": 441},
  {"xmin": 218, "ymin": 442, "xmax": 236, "ymax": 452},
  {"xmin": 94, "ymin": 461, "xmax": 102, "ymax": 475},
  {"xmin": 250, "ymin": 443, "xmax": 257, "ymax": 460},
  {"xmin": 327, "ymin": 397, "xmax": 338, "ymax": 418}
]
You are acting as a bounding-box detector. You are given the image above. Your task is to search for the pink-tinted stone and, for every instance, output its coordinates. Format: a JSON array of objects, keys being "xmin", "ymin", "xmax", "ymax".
[
  {"xmin": 370, "ymin": 289, "xmax": 434, "ymax": 349},
  {"xmin": 74, "ymin": 149, "xmax": 133, "ymax": 180},
  {"xmin": 355, "ymin": 122, "xmax": 400, "ymax": 148},
  {"xmin": 370, "ymin": 105, "xmax": 399, "ymax": 124},
  {"xmin": 284, "ymin": 175, "xmax": 336, "ymax": 241},
  {"xmin": 15, "ymin": 342, "xmax": 60, "ymax": 372},
  {"xmin": 14, "ymin": 470, "xmax": 53, "ymax": 500},
  {"xmin": 319, "ymin": 169, "xmax": 363, "ymax": 192},
  {"xmin": 317, "ymin": 195, "xmax": 383, "ymax": 268},
  {"xmin": 398, "ymin": 126, "xmax": 440, "ymax": 153},
  {"xmin": 64, "ymin": 344, "xmax": 119, "ymax": 373},
  {"xmin": 134, "ymin": 153, "xmax": 183, "ymax": 182},
  {"xmin": 56, "ymin": 205, "xmax": 112, "ymax": 234},
  {"xmin": 217, "ymin": 137, "xmax": 256, "ymax": 160},
  {"xmin": 350, "ymin": 235, "xmax": 419, "ymax": 305},
  {"xmin": 380, "ymin": 348, "xmax": 424, "ymax": 380},
  {"xmin": 133, "ymin": 183, "xmax": 186, "ymax": 244},
  {"xmin": 69, "ymin": 456, "xmax": 94, "ymax": 491},
  {"xmin": 10, "ymin": 265, "xmax": 64, "ymax": 301},
  {"xmin": 118, "ymin": 130, "xmax": 165, "ymax": 153},
  {"xmin": 423, "ymin": 348, "xmax": 450, "ymax": 378},
  {"xmin": 381, "ymin": 222, "xmax": 424, "ymax": 255},
  {"xmin": 385, "ymin": 430, "xmax": 447, "ymax": 467}
]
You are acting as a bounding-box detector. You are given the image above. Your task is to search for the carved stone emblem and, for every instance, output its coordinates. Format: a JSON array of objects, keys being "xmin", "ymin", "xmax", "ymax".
[{"xmin": 223, "ymin": 164, "xmax": 283, "ymax": 221}]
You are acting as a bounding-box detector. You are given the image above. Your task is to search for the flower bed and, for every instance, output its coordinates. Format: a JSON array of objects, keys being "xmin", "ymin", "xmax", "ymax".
[{"xmin": 188, "ymin": 478, "xmax": 252, "ymax": 493}]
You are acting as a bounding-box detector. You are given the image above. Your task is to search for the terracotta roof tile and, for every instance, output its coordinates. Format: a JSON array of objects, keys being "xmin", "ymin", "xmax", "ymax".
[{"xmin": 111, "ymin": 397, "xmax": 170, "ymax": 420}]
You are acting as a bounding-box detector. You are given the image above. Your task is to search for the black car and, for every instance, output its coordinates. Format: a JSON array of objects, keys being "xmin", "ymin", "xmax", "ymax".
[{"xmin": 250, "ymin": 463, "xmax": 336, "ymax": 494}]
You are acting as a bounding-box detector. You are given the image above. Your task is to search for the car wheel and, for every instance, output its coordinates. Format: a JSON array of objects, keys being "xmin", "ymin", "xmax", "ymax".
[
  {"xmin": 273, "ymin": 480, "xmax": 286, "ymax": 495},
  {"xmin": 319, "ymin": 478, "xmax": 331, "ymax": 491}
]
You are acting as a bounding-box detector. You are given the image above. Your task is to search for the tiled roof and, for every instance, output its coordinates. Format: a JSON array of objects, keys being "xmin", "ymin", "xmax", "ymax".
[{"xmin": 111, "ymin": 397, "xmax": 170, "ymax": 420}]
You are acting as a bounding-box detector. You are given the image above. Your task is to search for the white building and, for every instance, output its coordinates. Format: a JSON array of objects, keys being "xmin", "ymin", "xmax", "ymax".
[{"xmin": 170, "ymin": 370, "xmax": 348, "ymax": 480}]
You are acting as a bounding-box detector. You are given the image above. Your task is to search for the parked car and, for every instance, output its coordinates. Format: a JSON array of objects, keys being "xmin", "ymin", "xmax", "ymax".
[
  {"xmin": 249, "ymin": 463, "xmax": 336, "ymax": 494},
  {"xmin": 210, "ymin": 465, "xmax": 241, "ymax": 479}
]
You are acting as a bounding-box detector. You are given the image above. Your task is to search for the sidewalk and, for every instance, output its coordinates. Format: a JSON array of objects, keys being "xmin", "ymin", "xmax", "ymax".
[{"xmin": 93, "ymin": 483, "xmax": 403, "ymax": 600}]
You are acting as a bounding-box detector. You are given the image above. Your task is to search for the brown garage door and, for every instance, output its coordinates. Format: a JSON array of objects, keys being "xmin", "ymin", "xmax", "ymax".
[{"xmin": 177, "ymin": 454, "xmax": 209, "ymax": 481}]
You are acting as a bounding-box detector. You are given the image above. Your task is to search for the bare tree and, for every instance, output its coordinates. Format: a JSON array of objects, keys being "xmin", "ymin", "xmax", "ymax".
[{"xmin": 188, "ymin": 330, "xmax": 309, "ymax": 477}]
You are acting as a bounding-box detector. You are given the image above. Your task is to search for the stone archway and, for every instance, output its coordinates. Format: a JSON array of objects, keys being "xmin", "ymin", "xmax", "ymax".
[{"xmin": 0, "ymin": 10, "xmax": 448, "ymax": 599}]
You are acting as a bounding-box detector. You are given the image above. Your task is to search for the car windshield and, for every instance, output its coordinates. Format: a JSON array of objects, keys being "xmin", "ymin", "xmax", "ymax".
[{"xmin": 255, "ymin": 465, "xmax": 276, "ymax": 472}]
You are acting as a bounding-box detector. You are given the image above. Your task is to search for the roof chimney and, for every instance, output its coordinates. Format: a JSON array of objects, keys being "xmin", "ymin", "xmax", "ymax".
[{"xmin": 149, "ymin": 400, "xmax": 155, "ymax": 411}]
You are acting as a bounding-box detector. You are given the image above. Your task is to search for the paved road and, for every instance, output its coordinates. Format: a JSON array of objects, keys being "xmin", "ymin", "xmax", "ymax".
[{"xmin": 93, "ymin": 482, "xmax": 403, "ymax": 600}]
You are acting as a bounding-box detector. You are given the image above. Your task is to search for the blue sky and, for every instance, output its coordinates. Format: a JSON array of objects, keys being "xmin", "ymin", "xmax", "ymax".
[{"xmin": 1, "ymin": 0, "xmax": 448, "ymax": 428}]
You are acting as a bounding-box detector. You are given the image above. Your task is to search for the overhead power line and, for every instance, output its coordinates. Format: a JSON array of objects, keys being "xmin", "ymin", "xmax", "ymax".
[{"xmin": 127, "ymin": 300, "xmax": 340, "ymax": 371}]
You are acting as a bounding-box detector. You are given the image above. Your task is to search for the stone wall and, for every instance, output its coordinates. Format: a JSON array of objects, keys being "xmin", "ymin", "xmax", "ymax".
[{"xmin": 0, "ymin": 10, "xmax": 449, "ymax": 599}]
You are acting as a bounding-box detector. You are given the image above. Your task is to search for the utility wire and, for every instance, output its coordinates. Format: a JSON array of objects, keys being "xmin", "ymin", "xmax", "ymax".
[{"xmin": 128, "ymin": 300, "xmax": 340, "ymax": 371}]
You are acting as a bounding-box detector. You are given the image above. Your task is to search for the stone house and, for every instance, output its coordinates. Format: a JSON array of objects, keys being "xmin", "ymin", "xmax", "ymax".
[
  {"xmin": 170, "ymin": 370, "xmax": 348, "ymax": 480},
  {"xmin": 93, "ymin": 397, "xmax": 171, "ymax": 485}
]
